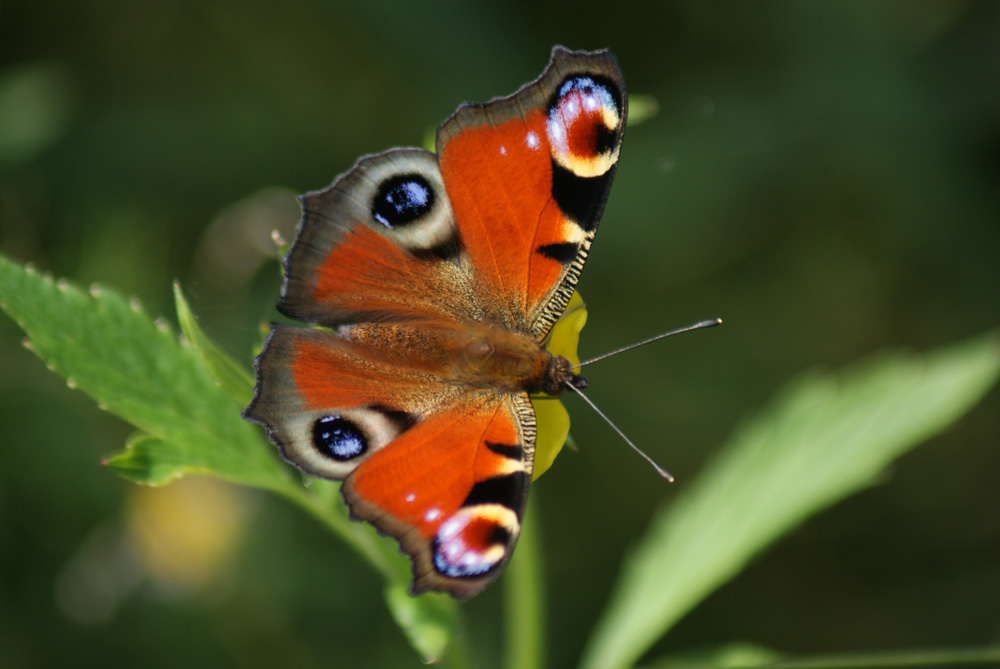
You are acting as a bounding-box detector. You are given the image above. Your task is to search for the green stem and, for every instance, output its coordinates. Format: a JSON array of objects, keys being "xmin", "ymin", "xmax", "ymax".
[{"xmin": 504, "ymin": 496, "xmax": 546, "ymax": 669}]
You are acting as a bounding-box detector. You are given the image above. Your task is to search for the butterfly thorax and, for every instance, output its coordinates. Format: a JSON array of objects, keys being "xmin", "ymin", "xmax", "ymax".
[{"xmin": 343, "ymin": 321, "xmax": 586, "ymax": 397}]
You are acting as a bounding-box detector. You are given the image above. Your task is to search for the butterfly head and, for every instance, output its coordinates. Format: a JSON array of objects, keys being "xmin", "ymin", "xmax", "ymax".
[{"xmin": 539, "ymin": 353, "xmax": 588, "ymax": 396}]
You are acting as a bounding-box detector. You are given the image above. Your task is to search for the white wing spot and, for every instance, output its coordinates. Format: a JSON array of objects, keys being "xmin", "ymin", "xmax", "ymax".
[
  {"xmin": 525, "ymin": 131, "xmax": 540, "ymax": 150},
  {"xmin": 425, "ymin": 508, "xmax": 442, "ymax": 522}
]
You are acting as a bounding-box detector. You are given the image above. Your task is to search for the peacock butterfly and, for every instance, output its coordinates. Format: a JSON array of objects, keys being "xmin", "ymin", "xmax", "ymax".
[{"xmin": 244, "ymin": 46, "xmax": 626, "ymax": 599}]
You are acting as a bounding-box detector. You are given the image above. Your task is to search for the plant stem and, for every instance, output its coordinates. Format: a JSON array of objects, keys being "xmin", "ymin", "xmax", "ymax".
[{"xmin": 504, "ymin": 497, "xmax": 546, "ymax": 669}]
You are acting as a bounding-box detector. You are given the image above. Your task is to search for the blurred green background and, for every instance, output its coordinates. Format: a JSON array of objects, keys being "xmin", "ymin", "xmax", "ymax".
[{"xmin": 1, "ymin": 1, "xmax": 998, "ymax": 667}]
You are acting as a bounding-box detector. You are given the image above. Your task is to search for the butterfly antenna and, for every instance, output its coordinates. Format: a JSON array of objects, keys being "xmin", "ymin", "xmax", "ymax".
[
  {"xmin": 573, "ymin": 318, "xmax": 722, "ymax": 370},
  {"xmin": 563, "ymin": 381, "xmax": 674, "ymax": 482}
]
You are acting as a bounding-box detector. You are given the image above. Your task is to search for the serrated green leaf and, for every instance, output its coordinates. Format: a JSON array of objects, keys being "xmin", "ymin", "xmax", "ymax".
[
  {"xmin": 583, "ymin": 333, "xmax": 1000, "ymax": 669},
  {"xmin": 173, "ymin": 282, "xmax": 255, "ymax": 405},
  {"xmin": 0, "ymin": 254, "xmax": 285, "ymax": 489},
  {"xmin": 0, "ymin": 254, "xmax": 461, "ymax": 660}
]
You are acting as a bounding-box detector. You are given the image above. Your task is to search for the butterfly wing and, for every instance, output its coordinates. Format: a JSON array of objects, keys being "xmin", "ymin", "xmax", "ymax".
[
  {"xmin": 245, "ymin": 324, "xmax": 535, "ymax": 599},
  {"xmin": 437, "ymin": 45, "xmax": 626, "ymax": 337},
  {"xmin": 277, "ymin": 45, "xmax": 627, "ymax": 336},
  {"xmin": 277, "ymin": 148, "xmax": 481, "ymax": 328},
  {"xmin": 343, "ymin": 392, "xmax": 535, "ymax": 598}
]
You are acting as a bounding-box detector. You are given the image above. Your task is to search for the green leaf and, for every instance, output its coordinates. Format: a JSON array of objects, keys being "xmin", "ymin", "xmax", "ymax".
[
  {"xmin": 646, "ymin": 642, "xmax": 1000, "ymax": 668},
  {"xmin": 0, "ymin": 254, "xmax": 462, "ymax": 660},
  {"xmin": 173, "ymin": 282, "xmax": 255, "ymax": 405},
  {"xmin": 385, "ymin": 585, "xmax": 460, "ymax": 665},
  {"xmin": 583, "ymin": 333, "xmax": 1000, "ymax": 669},
  {"xmin": 0, "ymin": 254, "xmax": 284, "ymax": 488},
  {"xmin": 742, "ymin": 644, "xmax": 1000, "ymax": 668},
  {"xmin": 105, "ymin": 433, "xmax": 196, "ymax": 486}
]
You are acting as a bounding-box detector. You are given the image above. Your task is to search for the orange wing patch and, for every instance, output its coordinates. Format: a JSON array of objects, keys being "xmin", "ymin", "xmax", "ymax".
[
  {"xmin": 291, "ymin": 331, "xmax": 426, "ymax": 412},
  {"xmin": 346, "ymin": 396, "xmax": 528, "ymax": 538},
  {"xmin": 439, "ymin": 111, "xmax": 570, "ymax": 320},
  {"xmin": 310, "ymin": 224, "xmax": 465, "ymax": 324}
]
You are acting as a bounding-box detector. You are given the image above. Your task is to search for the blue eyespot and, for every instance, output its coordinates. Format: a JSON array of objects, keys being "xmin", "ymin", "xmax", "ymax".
[
  {"xmin": 372, "ymin": 174, "xmax": 434, "ymax": 228},
  {"xmin": 312, "ymin": 415, "xmax": 366, "ymax": 461}
]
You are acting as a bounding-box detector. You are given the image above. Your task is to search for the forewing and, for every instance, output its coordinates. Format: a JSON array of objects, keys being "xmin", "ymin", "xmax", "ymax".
[
  {"xmin": 436, "ymin": 46, "xmax": 626, "ymax": 338},
  {"xmin": 279, "ymin": 148, "xmax": 484, "ymax": 327}
]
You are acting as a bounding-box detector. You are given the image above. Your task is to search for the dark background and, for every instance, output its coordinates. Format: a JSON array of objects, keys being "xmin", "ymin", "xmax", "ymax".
[{"xmin": 1, "ymin": 2, "xmax": 998, "ymax": 667}]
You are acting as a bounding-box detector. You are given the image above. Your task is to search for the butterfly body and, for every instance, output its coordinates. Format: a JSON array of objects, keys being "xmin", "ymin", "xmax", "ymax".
[
  {"xmin": 338, "ymin": 320, "xmax": 582, "ymax": 396},
  {"xmin": 245, "ymin": 46, "xmax": 626, "ymax": 599}
]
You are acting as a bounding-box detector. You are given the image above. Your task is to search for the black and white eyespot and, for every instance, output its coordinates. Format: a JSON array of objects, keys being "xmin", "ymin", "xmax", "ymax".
[
  {"xmin": 278, "ymin": 404, "xmax": 415, "ymax": 480},
  {"xmin": 360, "ymin": 150, "xmax": 461, "ymax": 259},
  {"xmin": 546, "ymin": 75, "xmax": 623, "ymax": 178},
  {"xmin": 312, "ymin": 414, "xmax": 366, "ymax": 461},
  {"xmin": 372, "ymin": 174, "xmax": 435, "ymax": 228}
]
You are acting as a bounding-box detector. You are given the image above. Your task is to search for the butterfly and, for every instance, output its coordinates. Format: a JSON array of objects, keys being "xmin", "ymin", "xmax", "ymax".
[{"xmin": 244, "ymin": 46, "xmax": 626, "ymax": 599}]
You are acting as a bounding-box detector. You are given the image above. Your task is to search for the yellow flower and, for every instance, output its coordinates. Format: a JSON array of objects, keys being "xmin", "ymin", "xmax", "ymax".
[
  {"xmin": 125, "ymin": 477, "xmax": 249, "ymax": 593},
  {"xmin": 531, "ymin": 291, "xmax": 587, "ymax": 480}
]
